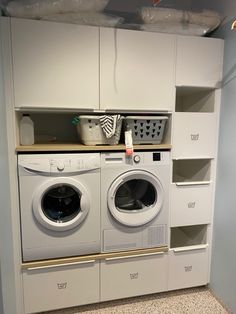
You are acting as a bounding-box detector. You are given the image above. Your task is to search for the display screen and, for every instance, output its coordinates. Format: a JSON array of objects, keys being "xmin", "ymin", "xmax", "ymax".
[{"xmin": 153, "ymin": 153, "xmax": 161, "ymax": 161}]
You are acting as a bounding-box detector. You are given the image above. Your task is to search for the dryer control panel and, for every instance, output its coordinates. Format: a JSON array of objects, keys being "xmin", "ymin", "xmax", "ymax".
[{"xmin": 101, "ymin": 151, "xmax": 170, "ymax": 168}]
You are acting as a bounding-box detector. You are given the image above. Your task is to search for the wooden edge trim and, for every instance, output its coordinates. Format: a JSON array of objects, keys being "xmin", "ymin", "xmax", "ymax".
[
  {"xmin": 21, "ymin": 246, "xmax": 168, "ymax": 270},
  {"xmin": 16, "ymin": 144, "xmax": 172, "ymax": 152}
]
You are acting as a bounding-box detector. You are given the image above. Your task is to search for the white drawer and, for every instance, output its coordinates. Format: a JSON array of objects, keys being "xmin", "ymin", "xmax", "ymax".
[
  {"xmin": 168, "ymin": 246, "xmax": 209, "ymax": 291},
  {"xmin": 23, "ymin": 260, "xmax": 99, "ymax": 314},
  {"xmin": 171, "ymin": 183, "xmax": 213, "ymax": 227},
  {"xmin": 100, "ymin": 252, "xmax": 168, "ymax": 301},
  {"xmin": 172, "ymin": 113, "xmax": 217, "ymax": 158}
]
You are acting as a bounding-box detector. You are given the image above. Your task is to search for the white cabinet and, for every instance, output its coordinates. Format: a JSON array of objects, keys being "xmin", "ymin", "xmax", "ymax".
[
  {"xmin": 172, "ymin": 88, "xmax": 218, "ymax": 158},
  {"xmin": 171, "ymin": 184, "xmax": 213, "ymax": 227},
  {"xmin": 23, "ymin": 261, "xmax": 99, "ymax": 314},
  {"xmin": 173, "ymin": 112, "xmax": 217, "ymax": 158},
  {"xmin": 176, "ymin": 36, "xmax": 224, "ymax": 88},
  {"xmin": 171, "ymin": 159, "xmax": 213, "ymax": 227},
  {"xmin": 100, "ymin": 253, "xmax": 168, "ymax": 301},
  {"xmin": 11, "ymin": 18, "xmax": 99, "ymax": 109},
  {"xmin": 168, "ymin": 247, "xmax": 209, "ymax": 290},
  {"xmin": 168, "ymin": 225, "xmax": 209, "ymax": 290},
  {"xmin": 100, "ymin": 28, "xmax": 176, "ymax": 111}
]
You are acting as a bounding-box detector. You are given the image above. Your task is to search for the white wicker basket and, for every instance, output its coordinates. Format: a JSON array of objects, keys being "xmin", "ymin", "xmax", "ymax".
[{"xmin": 77, "ymin": 115, "xmax": 123, "ymax": 145}]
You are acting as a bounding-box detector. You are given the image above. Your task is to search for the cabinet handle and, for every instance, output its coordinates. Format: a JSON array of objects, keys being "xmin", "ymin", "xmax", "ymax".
[
  {"xmin": 175, "ymin": 181, "xmax": 211, "ymax": 187},
  {"xmin": 27, "ymin": 260, "xmax": 96, "ymax": 271},
  {"xmin": 105, "ymin": 251, "xmax": 165, "ymax": 261},
  {"xmin": 173, "ymin": 244, "xmax": 208, "ymax": 253},
  {"xmin": 173, "ymin": 157, "xmax": 214, "ymax": 160}
]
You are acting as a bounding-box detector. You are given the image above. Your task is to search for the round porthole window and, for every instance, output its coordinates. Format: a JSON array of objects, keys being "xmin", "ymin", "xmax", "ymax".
[
  {"xmin": 32, "ymin": 178, "xmax": 90, "ymax": 231},
  {"xmin": 41, "ymin": 184, "xmax": 81, "ymax": 223},
  {"xmin": 108, "ymin": 170, "xmax": 164, "ymax": 227}
]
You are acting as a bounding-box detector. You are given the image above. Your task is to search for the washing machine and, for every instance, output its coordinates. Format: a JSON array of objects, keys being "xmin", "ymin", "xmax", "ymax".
[
  {"xmin": 101, "ymin": 151, "xmax": 170, "ymax": 253},
  {"xmin": 18, "ymin": 153, "xmax": 100, "ymax": 262}
]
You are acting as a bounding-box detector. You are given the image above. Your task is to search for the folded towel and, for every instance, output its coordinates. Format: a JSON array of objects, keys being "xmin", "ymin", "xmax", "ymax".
[{"xmin": 99, "ymin": 115, "xmax": 121, "ymax": 139}]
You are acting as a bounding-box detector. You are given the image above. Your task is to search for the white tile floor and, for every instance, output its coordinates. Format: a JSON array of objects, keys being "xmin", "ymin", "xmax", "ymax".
[{"xmin": 43, "ymin": 287, "xmax": 231, "ymax": 314}]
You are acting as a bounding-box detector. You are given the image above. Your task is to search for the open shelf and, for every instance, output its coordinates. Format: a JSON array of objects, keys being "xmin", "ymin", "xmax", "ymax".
[
  {"xmin": 15, "ymin": 112, "xmax": 172, "ymax": 151},
  {"xmin": 173, "ymin": 159, "xmax": 211, "ymax": 184},
  {"xmin": 175, "ymin": 87, "xmax": 215, "ymax": 113},
  {"xmin": 170, "ymin": 225, "xmax": 208, "ymax": 249}
]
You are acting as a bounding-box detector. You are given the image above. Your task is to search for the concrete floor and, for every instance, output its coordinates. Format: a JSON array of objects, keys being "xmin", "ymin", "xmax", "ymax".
[{"xmin": 43, "ymin": 286, "xmax": 231, "ymax": 314}]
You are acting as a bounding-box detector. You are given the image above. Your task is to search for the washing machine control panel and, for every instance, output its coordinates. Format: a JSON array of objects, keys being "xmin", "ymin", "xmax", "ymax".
[
  {"xmin": 49, "ymin": 155, "xmax": 100, "ymax": 173},
  {"xmin": 56, "ymin": 161, "xmax": 65, "ymax": 171}
]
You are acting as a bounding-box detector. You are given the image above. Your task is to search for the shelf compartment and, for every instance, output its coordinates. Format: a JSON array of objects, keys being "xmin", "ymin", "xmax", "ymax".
[
  {"xmin": 175, "ymin": 87, "xmax": 215, "ymax": 113},
  {"xmin": 168, "ymin": 224, "xmax": 209, "ymax": 290},
  {"xmin": 15, "ymin": 112, "xmax": 172, "ymax": 149},
  {"xmin": 100, "ymin": 252, "xmax": 168, "ymax": 302},
  {"xmin": 173, "ymin": 159, "xmax": 211, "ymax": 184},
  {"xmin": 173, "ymin": 88, "xmax": 217, "ymax": 158},
  {"xmin": 170, "ymin": 225, "xmax": 208, "ymax": 249}
]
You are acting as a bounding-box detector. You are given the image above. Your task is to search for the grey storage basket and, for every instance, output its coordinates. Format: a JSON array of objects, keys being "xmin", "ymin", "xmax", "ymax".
[{"xmin": 125, "ymin": 116, "xmax": 168, "ymax": 144}]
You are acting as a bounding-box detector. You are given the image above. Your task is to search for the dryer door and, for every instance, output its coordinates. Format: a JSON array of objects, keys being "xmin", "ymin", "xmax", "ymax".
[
  {"xmin": 32, "ymin": 177, "xmax": 90, "ymax": 231},
  {"xmin": 107, "ymin": 170, "xmax": 164, "ymax": 227}
]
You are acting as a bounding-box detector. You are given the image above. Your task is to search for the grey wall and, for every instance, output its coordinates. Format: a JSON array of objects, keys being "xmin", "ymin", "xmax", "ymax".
[
  {"xmin": 209, "ymin": 16, "xmax": 236, "ymax": 312},
  {"xmin": 193, "ymin": 1, "xmax": 236, "ymax": 312}
]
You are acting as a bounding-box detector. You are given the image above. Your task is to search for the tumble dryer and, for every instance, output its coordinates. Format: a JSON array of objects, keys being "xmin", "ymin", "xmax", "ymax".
[
  {"xmin": 101, "ymin": 151, "xmax": 170, "ymax": 253},
  {"xmin": 18, "ymin": 153, "xmax": 100, "ymax": 262}
]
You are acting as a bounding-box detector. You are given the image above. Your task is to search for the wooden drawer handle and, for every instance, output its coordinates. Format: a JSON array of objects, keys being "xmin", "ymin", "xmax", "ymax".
[
  {"xmin": 27, "ymin": 260, "xmax": 96, "ymax": 271},
  {"xmin": 105, "ymin": 251, "xmax": 165, "ymax": 261}
]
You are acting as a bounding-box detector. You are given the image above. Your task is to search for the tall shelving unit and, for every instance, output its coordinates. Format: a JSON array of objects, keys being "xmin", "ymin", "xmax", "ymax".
[
  {"xmin": 169, "ymin": 33, "xmax": 223, "ymax": 290},
  {"xmin": 0, "ymin": 17, "xmax": 224, "ymax": 314}
]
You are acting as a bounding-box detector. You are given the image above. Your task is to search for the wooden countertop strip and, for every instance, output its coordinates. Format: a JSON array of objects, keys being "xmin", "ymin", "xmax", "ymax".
[{"xmin": 16, "ymin": 143, "xmax": 171, "ymax": 152}]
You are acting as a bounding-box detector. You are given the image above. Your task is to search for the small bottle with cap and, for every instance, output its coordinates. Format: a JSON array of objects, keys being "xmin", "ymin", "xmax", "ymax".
[{"xmin": 19, "ymin": 114, "xmax": 35, "ymax": 145}]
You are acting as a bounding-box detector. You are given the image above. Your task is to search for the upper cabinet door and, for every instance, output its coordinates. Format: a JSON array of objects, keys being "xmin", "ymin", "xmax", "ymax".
[
  {"xmin": 11, "ymin": 19, "xmax": 99, "ymax": 109},
  {"xmin": 176, "ymin": 36, "xmax": 224, "ymax": 88},
  {"xmin": 100, "ymin": 28, "xmax": 176, "ymax": 111}
]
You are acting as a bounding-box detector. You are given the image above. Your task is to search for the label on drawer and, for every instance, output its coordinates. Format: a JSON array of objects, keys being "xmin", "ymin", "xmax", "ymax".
[
  {"xmin": 57, "ymin": 282, "xmax": 67, "ymax": 290},
  {"xmin": 184, "ymin": 265, "xmax": 193, "ymax": 272},
  {"xmin": 130, "ymin": 272, "xmax": 139, "ymax": 280},
  {"xmin": 191, "ymin": 134, "xmax": 199, "ymax": 141},
  {"xmin": 188, "ymin": 201, "xmax": 196, "ymax": 208}
]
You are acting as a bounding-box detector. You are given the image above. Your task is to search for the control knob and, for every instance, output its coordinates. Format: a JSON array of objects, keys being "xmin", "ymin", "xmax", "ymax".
[
  {"xmin": 57, "ymin": 161, "xmax": 65, "ymax": 171},
  {"xmin": 133, "ymin": 155, "xmax": 141, "ymax": 164}
]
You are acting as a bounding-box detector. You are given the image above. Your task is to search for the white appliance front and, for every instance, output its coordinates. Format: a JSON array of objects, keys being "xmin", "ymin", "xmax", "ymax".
[
  {"xmin": 101, "ymin": 151, "xmax": 170, "ymax": 253},
  {"xmin": 18, "ymin": 153, "xmax": 100, "ymax": 262}
]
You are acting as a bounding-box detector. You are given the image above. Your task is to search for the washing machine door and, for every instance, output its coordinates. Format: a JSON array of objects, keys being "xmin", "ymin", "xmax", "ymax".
[
  {"xmin": 32, "ymin": 177, "xmax": 90, "ymax": 232},
  {"xmin": 107, "ymin": 170, "xmax": 164, "ymax": 227}
]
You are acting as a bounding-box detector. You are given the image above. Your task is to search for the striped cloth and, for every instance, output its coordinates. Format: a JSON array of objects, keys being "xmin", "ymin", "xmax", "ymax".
[{"xmin": 99, "ymin": 115, "xmax": 121, "ymax": 138}]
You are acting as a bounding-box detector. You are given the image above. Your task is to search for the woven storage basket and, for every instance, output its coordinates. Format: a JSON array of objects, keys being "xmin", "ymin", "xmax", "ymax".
[
  {"xmin": 124, "ymin": 116, "xmax": 168, "ymax": 144},
  {"xmin": 77, "ymin": 115, "xmax": 123, "ymax": 145}
]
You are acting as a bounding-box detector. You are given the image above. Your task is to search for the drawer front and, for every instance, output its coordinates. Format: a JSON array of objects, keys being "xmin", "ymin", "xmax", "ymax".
[
  {"xmin": 168, "ymin": 247, "xmax": 209, "ymax": 291},
  {"xmin": 171, "ymin": 184, "xmax": 213, "ymax": 227},
  {"xmin": 23, "ymin": 261, "xmax": 99, "ymax": 314},
  {"xmin": 172, "ymin": 113, "xmax": 217, "ymax": 158},
  {"xmin": 101, "ymin": 253, "xmax": 168, "ymax": 301}
]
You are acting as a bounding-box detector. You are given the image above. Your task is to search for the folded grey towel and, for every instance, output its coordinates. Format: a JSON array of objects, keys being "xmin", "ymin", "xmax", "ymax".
[{"xmin": 99, "ymin": 115, "xmax": 121, "ymax": 138}]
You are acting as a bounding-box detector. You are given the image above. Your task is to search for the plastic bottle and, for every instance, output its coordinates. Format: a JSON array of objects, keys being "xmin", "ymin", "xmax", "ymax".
[{"xmin": 20, "ymin": 114, "xmax": 35, "ymax": 145}]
